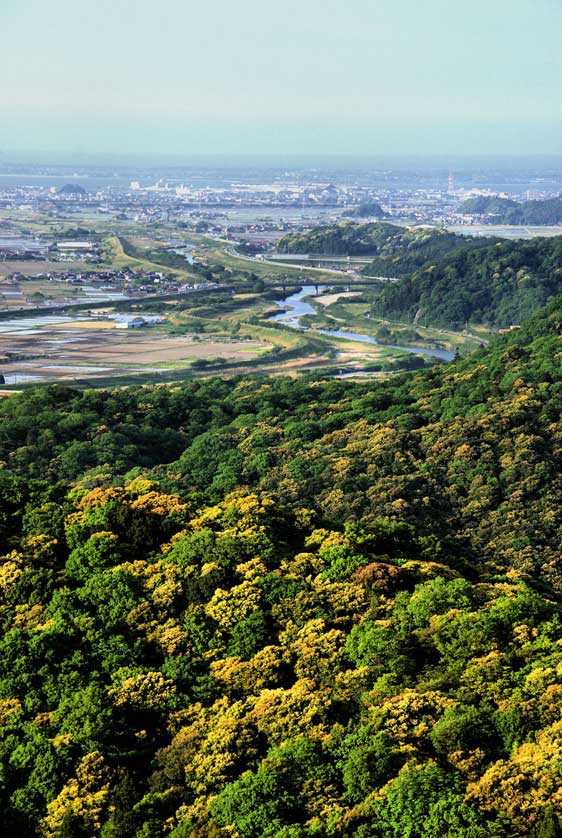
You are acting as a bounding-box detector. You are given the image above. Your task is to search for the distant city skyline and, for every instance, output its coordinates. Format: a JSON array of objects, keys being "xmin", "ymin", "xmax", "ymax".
[{"xmin": 1, "ymin": 0, "xmax": 561, "ymax": 157}]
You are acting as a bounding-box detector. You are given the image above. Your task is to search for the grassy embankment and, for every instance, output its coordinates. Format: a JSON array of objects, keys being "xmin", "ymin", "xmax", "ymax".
[{"xmin": 100, "ymin": 236, "xmax": 198, "ymax": 282}]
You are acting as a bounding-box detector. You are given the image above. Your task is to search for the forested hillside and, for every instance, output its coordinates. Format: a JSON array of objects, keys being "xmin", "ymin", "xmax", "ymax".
[
  {"xmin": 2, "ymin": 299, "xmax": 562, "ymax": 836},
  {"xmin": 276, "ymin": 221, "xmax": 401, "ymax": 255},
  {"xmin": 457, "ymin": 196, "xmax": 520, "ymax": 216},
  {"xmin": 372, "ymin": 234, "xmax": 562, "ymax": 328},
  {"xmin": 458, "ymin": 195, "xmax": 562, "ymax": 225},
  {"xmin": 276, "ymin": 222, "xmax": 495, "ymax": 272}
]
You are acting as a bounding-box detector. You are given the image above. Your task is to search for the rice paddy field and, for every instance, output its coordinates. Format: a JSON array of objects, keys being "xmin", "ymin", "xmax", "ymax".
[
  {"xmin": 0, "ymin": 313, "xmax": 270, "ymax": 386},
  {"xmin": 0, "ymin": 260, "xmax": 90, "ymax": 277}
]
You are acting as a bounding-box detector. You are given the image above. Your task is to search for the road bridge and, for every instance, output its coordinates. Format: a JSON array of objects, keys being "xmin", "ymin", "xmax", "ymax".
[
  {"xmin": 227, "ymin": 246, "xmax": 399, "ymax": 281},
  {"xmin": 267, "ymin": 253, "xmax": 377, "ymax": 264},
  {"xmin": 264, "ymin": 277, "xmax": 397, "ymax": 294}
]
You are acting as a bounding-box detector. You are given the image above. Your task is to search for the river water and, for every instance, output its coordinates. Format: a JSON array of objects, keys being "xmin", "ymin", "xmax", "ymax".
[
  {"xmin": 270, "ymin": 286, "xmax": 455, "ymax": 362},
  {"xmin": 171, "ymin": 247, "xmax": 195, "ymax": 265}
]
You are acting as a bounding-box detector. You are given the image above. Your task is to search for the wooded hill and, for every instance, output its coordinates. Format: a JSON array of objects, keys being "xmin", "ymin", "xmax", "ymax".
[
  {"xmin": 458, "ymin": 195, "xmax": 562, "ymax": 225},
  {"xmin": 342, "ymin": 201, "xmax": 385, "ymax": 219},
  {"xmin": 276, "ymin": 222, "xmax": 562, "ymax": 330},
  {"xmin": 276, "ymin": 222, "xmax": 496, "ymax": 276},
  {"xmin": 2, "ymin": 297, "xmax": 562, "ymax": 835},
  {"xmin": 371, "ymin": 234, "xmax": 562, "ymax": 329}
]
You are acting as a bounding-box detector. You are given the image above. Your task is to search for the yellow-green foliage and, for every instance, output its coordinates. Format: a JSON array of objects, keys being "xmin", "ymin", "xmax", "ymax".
[
  {"xmin": 0, "ymin": 482, "xmax": 561, "ymax": 837},
  {"xmin": 1, "ymin": 299, "xmax": 562, "ymax": 835}
]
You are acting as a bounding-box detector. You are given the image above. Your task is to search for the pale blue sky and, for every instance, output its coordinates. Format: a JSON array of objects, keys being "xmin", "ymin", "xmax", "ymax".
[{"xmin": 1, "ymin": 0, "xmax": 561, "ymax": 157}]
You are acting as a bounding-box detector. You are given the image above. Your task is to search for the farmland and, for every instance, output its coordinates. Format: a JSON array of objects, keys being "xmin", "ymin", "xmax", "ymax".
[
  {"xmin": 0, "ymin": 313, "xmax": 270, "ymax": 386},
  {"xmin": 0, "ymin": 210, "xmax": 479, "ymax": 387}
]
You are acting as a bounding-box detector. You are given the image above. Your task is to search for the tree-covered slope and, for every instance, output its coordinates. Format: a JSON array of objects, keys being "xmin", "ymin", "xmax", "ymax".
[
  {"xmin": 4, "ymin": 478, "xmax": 562, "ymax": 838},
  {"xmin": 458, "ymin": 194, "xmax": 562, "ymax": 225},
  {"xmin": 359, "ymin": 227, "xmax": 499, "ymax": 277},
  {"xmin": 372, "ymin": 234, "xmax": 562, "ymax": 328},
  {"xmin": 343, "ymin": 201, "xmax": 385, "ymax": 219},
  {"xmin": 3, "ymin": 478, "xmax": 562, "ymax": 838},
  {"xmin": 276, "ymin": 221, "xmax": 403, "ymax": 255},
  {"xmin": 3, "ymin": 302, "xmax": 562, "ymax": 835},
  {"xmin": 456, "ymin": 196, "xmax": 520, "ymax": 216},
  {"xmin": 276, "ymin": 221, "xmax": 497, "ymax": 277}
]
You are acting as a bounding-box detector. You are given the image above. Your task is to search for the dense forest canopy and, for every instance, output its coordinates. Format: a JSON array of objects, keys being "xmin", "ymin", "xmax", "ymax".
[
  {"xmin": 2, "ymin": 295, "xmax": 562, "ymax": 835},
  {"xmin": 457, "ymin": 195, "xmax": 562, "ymax": 225},
  {"xmin": 276, "ymin": 221, "xmax": 405, "ymax": 256},
  {"xmin": 371, "ymin": 234, "xmax": 562, "ymax": 329},
  {"xmin": 457, "ymin": 196, "xmax": 520, "ymax": 215},
  {"xmin": 276, "ymin": 222, "xmax": 497, "ymax": 277}
]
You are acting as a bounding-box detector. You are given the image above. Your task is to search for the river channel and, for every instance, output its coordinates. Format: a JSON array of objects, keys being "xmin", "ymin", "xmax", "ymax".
[{"xmin": 270, "ymin": 286, "xmax": 455, "ymax": 362}]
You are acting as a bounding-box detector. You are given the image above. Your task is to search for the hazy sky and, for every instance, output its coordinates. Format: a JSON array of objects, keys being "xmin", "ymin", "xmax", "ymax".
[{"xmin": 1, "ymin": 0, "xmax": 561, "ymax": 158}]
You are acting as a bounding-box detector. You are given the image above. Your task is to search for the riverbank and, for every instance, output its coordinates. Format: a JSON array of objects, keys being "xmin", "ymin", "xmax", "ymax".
[{"xmin": 269, "ymin": 286, "xmax": 456, "ymax": 362}]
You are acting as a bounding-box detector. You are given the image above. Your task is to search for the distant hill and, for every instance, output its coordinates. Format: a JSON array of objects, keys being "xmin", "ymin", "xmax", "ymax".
[
  {"xmin": 458, "ymin": 194, "xmax": 562, "ymax": 225},
  {"xmin": 58, "ymin": 183, "xmax": 87, "ymax": 196},
  {"xmin": 372, "ymin": 234, "xmax": 562, "ymax": 329},
  {"xmin": 457, "ymin": 196, "xmax": 519, "ymax": 215},
  {"xmin": 343, "ymin": 201, "xmax": 385, "ymax": 219}
]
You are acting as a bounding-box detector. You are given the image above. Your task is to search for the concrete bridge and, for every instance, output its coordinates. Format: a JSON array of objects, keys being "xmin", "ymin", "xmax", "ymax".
[
  {"xmin": 267, "ymin": 253, "xmax": 377, "ymax": 265},
  {"xmin": 265, "ymin": 277, "xmax": 398, "ymax": 294}
]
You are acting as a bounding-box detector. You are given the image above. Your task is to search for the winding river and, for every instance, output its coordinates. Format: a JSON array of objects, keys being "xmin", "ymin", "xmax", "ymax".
[{"xmin": 270, "ymin": 286, "xmax": 455, "ymax": 362}]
